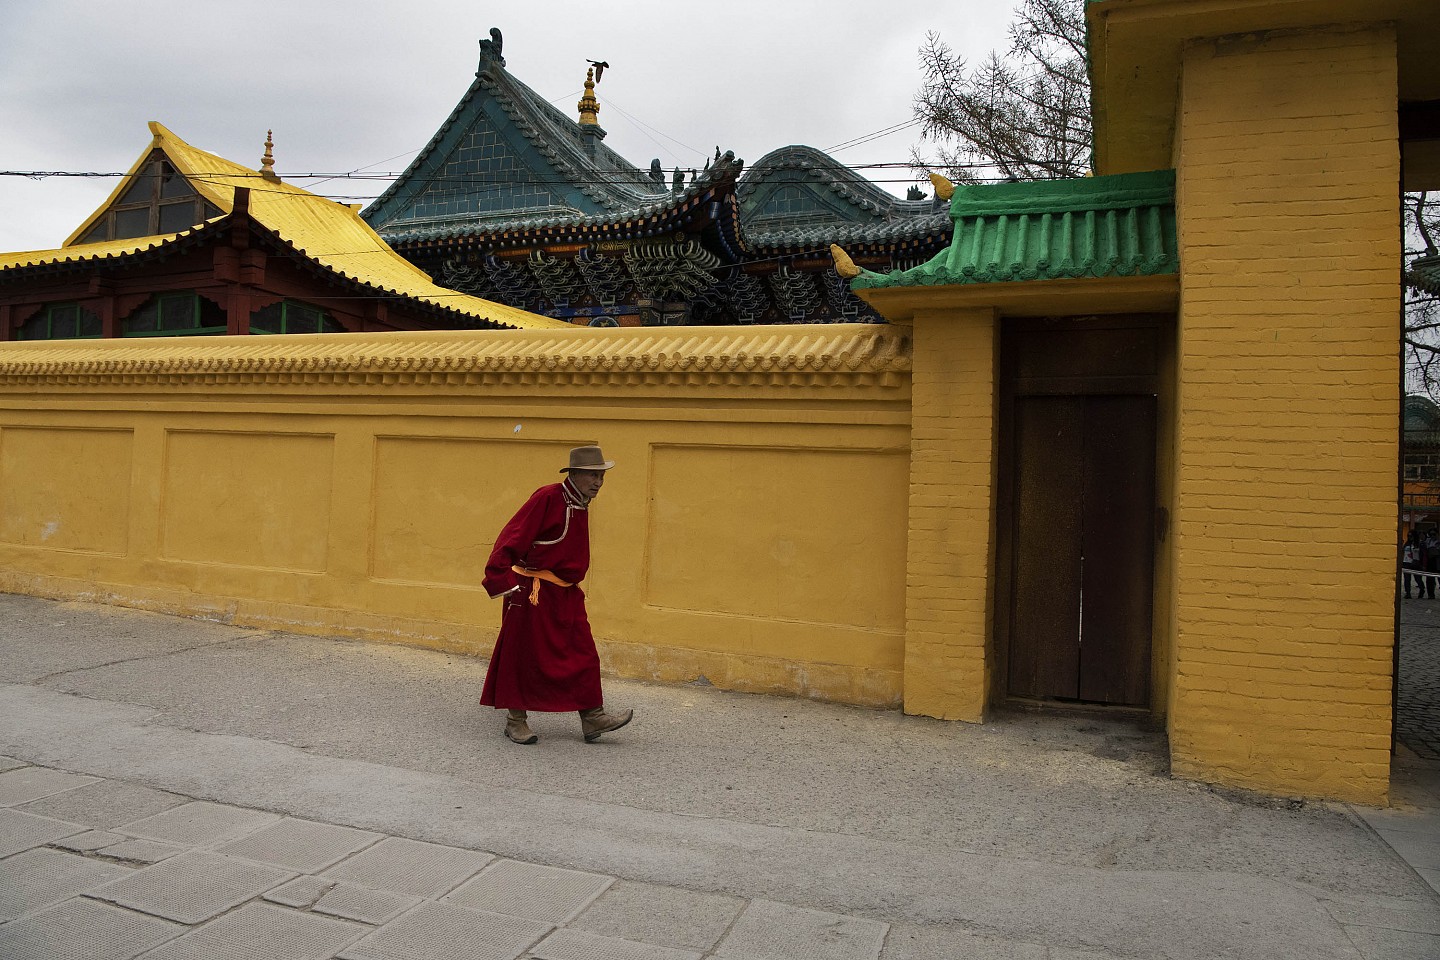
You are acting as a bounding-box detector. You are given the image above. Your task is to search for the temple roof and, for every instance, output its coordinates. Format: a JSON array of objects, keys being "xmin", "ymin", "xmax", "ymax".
[
  {"xmin": 2, "ymin": 122, "xmax": 564, "ymax": 330},
  {"xmin": 363, "ymin": 36, "xmax": 676, "ymax": 238},
  {"xmin": 1410, "ymin": 253, "xmax": 1440, "ymax": 294},
  {"xmin": 740, "ymin": 146, "xmax": 949, "ymax": 250},
  {"xmin": 850, "ymin": 169, "xmax": 1177, "ymax": 290}
]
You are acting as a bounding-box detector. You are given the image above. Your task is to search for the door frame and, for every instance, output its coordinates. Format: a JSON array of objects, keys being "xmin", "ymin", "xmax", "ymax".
[{"xmin": 993, "ymin": 314, "xmax": 1171, "ymax": 711}]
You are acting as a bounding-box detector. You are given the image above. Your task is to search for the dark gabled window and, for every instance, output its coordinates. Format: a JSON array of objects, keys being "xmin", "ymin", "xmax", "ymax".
[
  {"xmin": 249, "ymin": 300, "xmax": 343, "ymax": 335},
  {"xmin": 16, "ymin": 303, "xmax": 103, "ymax": 340},
  {"xmin": 122, "ymin": 292, "xmax": 226, "ymax": 337},
  {"xmin": 77, "ymin": 154, "xmax": 222, "ymax": 244}
]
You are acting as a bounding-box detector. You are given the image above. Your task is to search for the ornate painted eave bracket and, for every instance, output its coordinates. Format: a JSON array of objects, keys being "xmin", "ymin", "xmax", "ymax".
[{"xmin": 0, "ymin": 327, "xmax": 911, "ymax": 391}]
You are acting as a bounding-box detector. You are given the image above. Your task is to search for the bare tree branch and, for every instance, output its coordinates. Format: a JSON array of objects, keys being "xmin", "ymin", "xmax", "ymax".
[{"xmin": 912, "ymin": 0, "xmax": 1092, "ymax": 184}]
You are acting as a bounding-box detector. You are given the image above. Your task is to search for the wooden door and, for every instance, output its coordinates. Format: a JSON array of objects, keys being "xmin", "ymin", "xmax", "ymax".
[{"xmin": 1006, "ymin": 394, "xmax": 1156, "ymax": 706}]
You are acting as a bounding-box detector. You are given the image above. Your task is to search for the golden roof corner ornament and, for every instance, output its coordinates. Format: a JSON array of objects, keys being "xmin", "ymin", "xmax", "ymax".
[
  {"xmin": 927, "ymin": 172, "xmax": 955, "ymax": 201},
  {"xmin": 260, "ymin": 130, "xmax": 280, "ymax": 182},
  {"xmin": 577, "ymin": 68, "xmax": 600, "ymax": 126},
  {"xmin": 830, "ymin": 244, "xmax": 861, "ymax": 280}
]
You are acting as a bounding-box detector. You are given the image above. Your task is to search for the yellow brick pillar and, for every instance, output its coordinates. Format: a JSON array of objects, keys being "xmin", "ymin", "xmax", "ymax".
[
  {"xmin": 901, "ymin": 308, "xmax": 998, "ymax": 720},
  {"xmin": 1170, "ymin": 25, "xmax": 1399, "ymax": 802}
]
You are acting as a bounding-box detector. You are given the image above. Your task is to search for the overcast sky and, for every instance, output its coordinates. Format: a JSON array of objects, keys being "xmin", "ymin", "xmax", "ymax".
[{"xmin": 0, "ymin": 1, "xmax": 1019, "ymax": 253}]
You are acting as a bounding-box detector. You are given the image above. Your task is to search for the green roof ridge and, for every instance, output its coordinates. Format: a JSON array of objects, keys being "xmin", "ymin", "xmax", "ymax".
[
  {"xmin": 851, "ymin": 169, "xmax": 1177, "ymax": 291},
  {"xmin": 947, "ymin": 168, "xmax": 1174, "ymax": 217}
]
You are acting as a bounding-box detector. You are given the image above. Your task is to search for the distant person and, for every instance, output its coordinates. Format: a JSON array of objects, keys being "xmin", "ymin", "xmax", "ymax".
[
  {"xmin": 480, "ymin": 446, "xmax": 633, "ymax": 745},
  {"xmin": 1403, "ymin": 531, "xmax": 1422, "ymax": 599},
  {"xmin": 1424, "ymin": 529, "xmax": 1440, "ymax": 599}
]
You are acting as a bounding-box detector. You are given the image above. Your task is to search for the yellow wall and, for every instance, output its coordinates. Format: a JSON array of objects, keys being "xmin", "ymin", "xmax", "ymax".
[
  {"xmin": 0, "ymin": 326, "xmax": 912, "ymax": 707},
  {"xmin": 899, "ymin": 309, "xmax": 998, "ymax": 721},
  {"xmin": 1171, "ymin": 25, "xmax": 1399, "ymax": 803}
]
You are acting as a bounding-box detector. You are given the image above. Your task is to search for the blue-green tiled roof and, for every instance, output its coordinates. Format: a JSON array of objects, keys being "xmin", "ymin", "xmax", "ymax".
[
  {"xmin": 741, "ymin": 146, "xmax": 948, "ymax": 250},
  {"xmin": 1409, "ymin": 254, "xmax": 1440, "ymax": 294},
  {"xmin": 363, "ymin": 41, "xmax": 669, "ymax": 236},
  {"xmin": 851, "ymin": 169, "xmax": 1177, "ymax": 289}
]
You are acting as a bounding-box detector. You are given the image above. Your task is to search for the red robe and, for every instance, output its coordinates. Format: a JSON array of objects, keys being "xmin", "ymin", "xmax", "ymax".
[{"xmin": 479, "ymin": 479, "xmax": 603, "ymax": 711}]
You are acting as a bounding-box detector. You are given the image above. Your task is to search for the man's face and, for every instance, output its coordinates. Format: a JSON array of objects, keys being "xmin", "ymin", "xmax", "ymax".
[{"xmin": 569, "ymin": 469, "xmax": 605, "ymax": 500}]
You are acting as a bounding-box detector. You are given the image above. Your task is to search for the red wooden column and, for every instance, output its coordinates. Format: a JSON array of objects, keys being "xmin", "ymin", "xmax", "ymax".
[{"xmin": 89, "ymin": 278, "xmax": 118, "ymax": 338}]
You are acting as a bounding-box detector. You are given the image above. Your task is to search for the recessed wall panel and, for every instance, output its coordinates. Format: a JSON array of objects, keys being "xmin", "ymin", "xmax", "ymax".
[
  {"xmin": 646, "ymin": 445, "xmax": 907, "ymax": 631},
  {"xmin": 371, "ymin": 438, "xmax": 574, "ymax": 587},
  {"xmin": 162, "ymin": 431, "xmax": 333, "ymax": 571},
  {"xmin": 0, "ymin": 427, "xmax": 133, "ymax": 555}
]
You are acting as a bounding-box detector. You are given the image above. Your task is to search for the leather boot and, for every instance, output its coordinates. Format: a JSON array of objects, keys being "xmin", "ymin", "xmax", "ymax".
[
  {"xmin": 504, "ymin": 710, "xmax": 538, "ymax": 745},
  {"xmin": 579, "ymin": 706, "xmax": 633, "ymax": 743}
]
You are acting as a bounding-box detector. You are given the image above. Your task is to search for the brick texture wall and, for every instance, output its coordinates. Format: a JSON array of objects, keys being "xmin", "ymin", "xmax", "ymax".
[
  {"xmin": 1171, "ymin": 25, "xmax": 1400, "ymax": 802},
  {"xmin": 903, "ymin": 308, "xmax": 998, "ymax": 720}
]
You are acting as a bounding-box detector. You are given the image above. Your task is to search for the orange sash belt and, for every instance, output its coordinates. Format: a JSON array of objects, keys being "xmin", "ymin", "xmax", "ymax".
[{"xmin": 512, "ymin": 565, "xmax": 574, "ymax": 605}]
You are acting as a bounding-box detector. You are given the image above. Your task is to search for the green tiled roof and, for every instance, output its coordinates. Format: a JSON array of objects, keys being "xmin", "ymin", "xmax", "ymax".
[
  {"xmin": 850, "ymin": 169, "xmax": 1176, "ymax": 290},
  {"xmin": 1409, "ymin": 253, "xmax": 1440, "ymax": 294}
]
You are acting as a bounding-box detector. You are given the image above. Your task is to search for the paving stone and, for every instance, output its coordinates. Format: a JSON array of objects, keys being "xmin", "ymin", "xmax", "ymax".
[
  {"xmin": 215, "ymin": 816, "xmax": 382, "ymax": 872},
  {"xmin": 879, "ymin": 922, "xmax": 1047, "ymax": 960},
  {"xmin": 0, "ymin": 897, "xmax": 184, "ymax": 960},
  {"xmin": 314, "ymin": 882, "xmax": 422, "ymax": 925},
  {"xmin": 0, "ymin": 807, "xmax": 85, "ymax": 858},
  {"xmin": 338, "ymin": 901, "xmax": 551, "ymax": 960},
  {"xmin": 88, "ymin": 849, "xmax": 295, "ymax": 924},
  {"xmin": 99, "ymin": 838, "xmax": 187, "ymax": 864},
  {"xmin": 17, "ymin": 779, "xmax": 186, "ymax": 829},
  {"xmin": 1354, "ymin": 806, "xmax": 1440, "ymax": 836},
  {"xmin": 0, "ymin": 756, "xmax": 27, "ymax": 773},
  {"xmin": 321, "ymin": 836, "xmax": 492, "ymax": 899},
  {"xmin": 530, "ymin": 928, "xmax": 704, "ymax": 960},
  {"xmin": 1375, "ymin": 829, "xmax": 1440, "ymax": 871},
  {"xmin": 117, "ymin": 799, "xmax": 281, "ymax": 847},
  {"xmin": 141, "ymin": 901, "xmax": 367, "ymax": 960},
  {"xmin": 1342, "ymin": 924, "xmax": 1440, "ymax": 960},
  {"xmin": 1322, "ymin": 897, "xmax": 1440, "ymax": 935},
  {"xmin": 1397, "ymin": 609, "xmax": 1440, "ymax": 760},
  {"xmin": 52, "ymin": 829, "xmax": 127, "ymax": 852},
  {"xmin": 263, "ymin": 875, "xmax": 338, "ymax": 909},
  {"xmin": 0, "ymin": 767, "xmax": 99, "ymax": 806},
  {"xmin": 446, "ymin": 858, "xmax": 613, "ymax": 924},
  {"xmin": 715, "ymin": 899, "xmax": 889, "ymax": 960},
  {"xmin": 570, "ymin": 880, "xmax": 745, "ymax": 951},
  {"xmin": 0, "ymin": 846, "xmax": 132, "ymax": 921}
]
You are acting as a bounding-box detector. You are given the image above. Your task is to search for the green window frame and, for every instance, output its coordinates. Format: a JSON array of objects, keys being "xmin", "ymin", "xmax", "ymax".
[
  {"xmin": 121, "ymin": 292, "xmax": 227, "ymax": 337},
  {"xmin": 15, "ymin": 303, "xmax": 103, "ymax": 340},
  {"xmin": 249, "ymin": 300, "xmax": 343, "ymax": 335}
]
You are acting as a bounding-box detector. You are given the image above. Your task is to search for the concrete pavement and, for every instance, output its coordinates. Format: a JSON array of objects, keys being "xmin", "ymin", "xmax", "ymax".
[{"xmin": 0, "ymin": 591, "xmax": 1437, "ymax": 959}]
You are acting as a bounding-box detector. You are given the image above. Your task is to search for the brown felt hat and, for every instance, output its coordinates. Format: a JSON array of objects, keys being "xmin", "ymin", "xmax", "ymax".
[{"xmin": 561, "ymin": 445, "xmax": 616, "ymax": 472}]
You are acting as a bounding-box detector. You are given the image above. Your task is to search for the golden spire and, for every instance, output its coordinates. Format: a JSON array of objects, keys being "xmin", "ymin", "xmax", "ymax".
[
  {"xmin": 260, "ymin": 130, "xmax": 279, "ymax": 182},
  {"xmin": 927, "ymin": 171, "xmax": 955, "ymax": 200},
  {"xmin": 577, "ymin": 67, "xmax": 600, "ymax": 126}
]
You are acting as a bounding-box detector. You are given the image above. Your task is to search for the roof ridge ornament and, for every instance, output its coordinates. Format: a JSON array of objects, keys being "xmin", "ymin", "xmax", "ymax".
[
  {"xmin": 478, "ymin": 27, "xmax": 505, "ymax": 71},
  {"xmin": 260, "ymin": 130, "xmax": 280, "ymax": 182}
]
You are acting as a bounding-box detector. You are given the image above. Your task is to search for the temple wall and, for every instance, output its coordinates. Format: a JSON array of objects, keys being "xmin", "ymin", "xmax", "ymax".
[
  {"xmin": 899, "ymin": 308, "xmax": 997, "ymax": 722},
  {"xmin": 0, "ymin": 326, "xmax": 912, "ymax": 707},
  {"xmin": 1170, "ymin": 24, "xmax": 1399, "ymax": 803}
]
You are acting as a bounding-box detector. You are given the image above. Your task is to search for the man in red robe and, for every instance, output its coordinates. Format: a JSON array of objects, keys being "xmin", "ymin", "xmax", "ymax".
[{"xmin": 480, "ymin": 446, "xmax": 634, "ymax": 744}]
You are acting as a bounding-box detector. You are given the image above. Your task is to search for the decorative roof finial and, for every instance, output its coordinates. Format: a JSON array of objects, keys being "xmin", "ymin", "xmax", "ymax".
[
  {"xmin": 577, "ymin": 67, "xmax": 600, "ymax": 126},
  {"xmin": 260, "ymin": 130, "xmax": 279, "ymax": 182},
  {"xmin": 477, "ymin": 28, "xmax": 505, "ymax": 71},
  {"xmin": 830, "ymin": 244, "xmax": 862, "ymax": 280}
]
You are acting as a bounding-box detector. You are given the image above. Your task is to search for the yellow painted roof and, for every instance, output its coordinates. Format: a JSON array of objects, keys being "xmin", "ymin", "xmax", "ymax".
[
  {"xmin": 6, "ymin": 122, "xmax": 565, "ymax": 330},
  {"xmin": 0, "ymin": 233, "xmax": 190, "ymax": 271}
]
